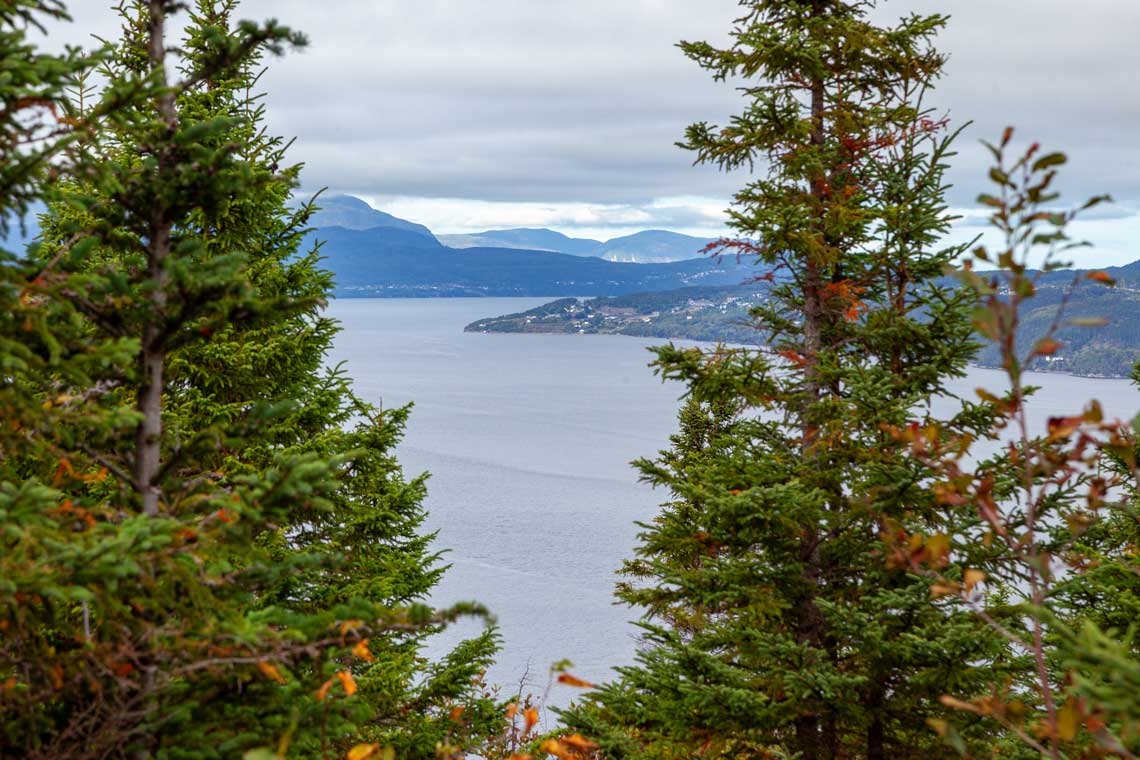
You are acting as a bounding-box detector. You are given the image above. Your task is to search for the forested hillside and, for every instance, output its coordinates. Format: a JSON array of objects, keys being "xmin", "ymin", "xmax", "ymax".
[
  {"xmin": 468, "ymin": 268, "xmax": 1140, "ymax": 376},
  {"xmin": 465, "ymin": 285, "xmax": 770, "ymax": 344}
]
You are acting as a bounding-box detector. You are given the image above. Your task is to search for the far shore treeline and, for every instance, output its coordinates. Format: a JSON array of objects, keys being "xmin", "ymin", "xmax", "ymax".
[{"xmin": 3, "ymin": 1, "xmax": 1140, "ymax": 759}]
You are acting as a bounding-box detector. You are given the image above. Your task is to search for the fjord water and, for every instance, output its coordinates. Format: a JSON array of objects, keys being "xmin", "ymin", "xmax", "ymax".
[{"xmin": 327, "ymin": 298, "xmax": 1140, "ymax": 705}]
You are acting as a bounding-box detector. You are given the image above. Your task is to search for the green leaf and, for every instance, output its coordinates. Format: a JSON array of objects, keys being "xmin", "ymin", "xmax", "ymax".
[
  {"xmin": 1031, "ymin": 152, "xmax": 1067, "ymax": 172},
  {"xmin": 242, "ymin": 750, "xmax": 278, "ymax": 760},
  {"xmin": 971, "ymin": 306, "xmax": 999, "ymax": 340},
  {"xmin": 988, "ymin": 167, "xmax": 1012, "ymax": 187}
]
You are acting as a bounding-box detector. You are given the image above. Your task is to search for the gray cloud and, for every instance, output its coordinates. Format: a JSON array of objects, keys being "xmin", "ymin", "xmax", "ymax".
[{"xmin": 44, "ymin": 0, "xmax": 1140, "ymax": 211}]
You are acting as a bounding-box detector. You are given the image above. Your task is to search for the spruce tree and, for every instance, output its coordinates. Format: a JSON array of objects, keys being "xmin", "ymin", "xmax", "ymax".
[
  {"xmin": 562, "ymin": 2, "xmax": 1013, "ymax": 757},
  {"xmin": 2, "ymin": 2, "xmax": 497, "ymax": 757}
]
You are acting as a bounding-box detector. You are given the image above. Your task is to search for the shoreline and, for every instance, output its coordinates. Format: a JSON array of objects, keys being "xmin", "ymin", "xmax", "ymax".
[{"xmin": 465, "ymin": 325, "xmax": 1137, "ymax": 382}]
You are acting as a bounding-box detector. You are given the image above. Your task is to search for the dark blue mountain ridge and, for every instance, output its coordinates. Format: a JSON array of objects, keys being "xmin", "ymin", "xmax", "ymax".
[{"xmin": 308, "ymin": 225, "xmax": 752, "ymax": 298}]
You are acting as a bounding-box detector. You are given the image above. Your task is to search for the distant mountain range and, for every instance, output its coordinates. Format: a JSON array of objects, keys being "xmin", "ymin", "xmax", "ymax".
[
  {"xmin": 310, "ymin": 195, "xmax": 716, "ymax": 264},
  {"xmin": 438, "ymin": 227, "xmax": 716, "ymax": 263},
  {"xmin": 437, "ymin": 228, "xmax": 600, "ymax": 255},
  {"xmin": 4, "ymin": 195, "xmax": 738, "ymax": 297},
  {"xmin": 300, "ymin": 195, "xmax": 744, "ymax": 297},
  {"xmin": 309, "ymin": 225, "xmax": 748, "ymax": 298}
]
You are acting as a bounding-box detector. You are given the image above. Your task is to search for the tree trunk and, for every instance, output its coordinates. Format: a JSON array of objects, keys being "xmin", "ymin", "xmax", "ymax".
[
  {"xmin": 134, "ymin": 0, "xmax": 177, "ymax": 517},
  {"xmin": 793, "ymin": 3, "xmax": 833, "ymax": 757},
  {"xmin": 133, "ymin": 0, "xmax": 176, "ymax": 517}
]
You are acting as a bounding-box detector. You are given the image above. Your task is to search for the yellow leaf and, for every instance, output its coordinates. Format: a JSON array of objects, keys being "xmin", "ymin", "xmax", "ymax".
[
  {"xmin": 346, "ymin": 744, "xmax": 379, "ymax": 760},
  {"xmin": 939, "ymin": 695, "xmax": 981, "ymax": 714},
  {"xmin": 1057, "ymin": 696, "xmax": 1081, "ymax": 742},
  {"xmin": 352, "ymin": 639, "xmax": 375, "ymax": 663},
  {"xmin": 964, "ymin": 569, "xmax": 986, "ymax": 591},
  {"xmin": 257, "ymin": 661, "xmax": 286, "ymax": 685},
  {"xmin": 925, "ymin": 533, "xmax": 951, "ymax": 562},
  {"xmin": 557, "ymin": 673, "xmax": 595, "ymax": 689},
  {"xmin": 336, "ymin": 670, "xmax": 357, "ymax": 697}
]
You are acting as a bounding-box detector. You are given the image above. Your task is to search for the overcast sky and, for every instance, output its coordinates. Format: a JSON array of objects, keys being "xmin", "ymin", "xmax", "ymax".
[{"xmin": 47, "ymin": 1, "xmax": 1140, "ymax": 263}]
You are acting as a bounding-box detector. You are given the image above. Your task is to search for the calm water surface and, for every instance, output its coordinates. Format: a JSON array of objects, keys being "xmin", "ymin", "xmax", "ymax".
[{"xmin": 327, "ymin": 297, "xmax": 1140, "ymax": 705}]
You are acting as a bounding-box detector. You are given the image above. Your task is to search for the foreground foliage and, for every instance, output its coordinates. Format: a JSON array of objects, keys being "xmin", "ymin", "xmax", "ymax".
[
  {"xmin": 907, "ymin": 133, "xmax": 1140, "ymax": 759},
  {"xmin": 1, "ymin": 2, "xmax": 496, "ymax": 757}
]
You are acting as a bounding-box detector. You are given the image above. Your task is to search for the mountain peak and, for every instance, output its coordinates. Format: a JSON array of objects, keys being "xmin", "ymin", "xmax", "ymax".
[
  {"xmin": 595, "ymin": 229, "xmax": 714, "ymax": 263},
  {"xmin": 306, "ymin": 195, "xmax": 436, "ymax": 240}
]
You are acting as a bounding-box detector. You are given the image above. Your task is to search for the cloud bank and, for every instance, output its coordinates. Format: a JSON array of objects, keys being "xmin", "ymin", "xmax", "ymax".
[{"xmin": 42, "ymin": 1, "xmax": 1140, "ymax": 262}]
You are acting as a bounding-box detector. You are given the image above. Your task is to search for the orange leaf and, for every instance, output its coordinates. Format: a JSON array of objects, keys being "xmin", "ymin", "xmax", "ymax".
[
  {"xmin": 352, "ymin": 639, "xmax": 375, "ymax": 663},
  {"xmin": 347, "ymin": 744, "xmax": 380, "ymax": 760},
  {"xmin": 1086, "ymin": 270, "xmax": 1116, "ymax": 285},
  {"xmin": 523, "ymin": 706, "xmax": 539, "ymax": 733},
  {"xmin": 315, "ymin": 677, "xmax": 334, "ymax": 702},
  {"xmin": 505, "ymin": 702, "xmax": 518, "ymax": 720},
  {"xmin": 257, "ymin": 661, "xmax": 287, "ymax": 684},
  {"xmin": 557, "ymin": 673, "xmax": 595, "ymax": 689},
  {"xmin": 777, "ymin": 348, "xmax": 809, "ymax": 368},
  {"xmin": 1032, "ymin": 338, "xmax": 1062, "ymax": 356},
  {"xmin": 339, "ymin": 619, "xmax": 364, "ymax": 636},
  {"xmin": 449, "ymin": 705, "xmax": 465, "ymax": 721},
  {"xmin": 336, "ymin": 670, "xmax": 357, "ymax": 697},
  {"xmin": 561, "ymin": 734, "xmax": 599, "ymax": 750},
  {"xmin": 539, "ymin": 740, "xmax": 573, "ymax": 759}
]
